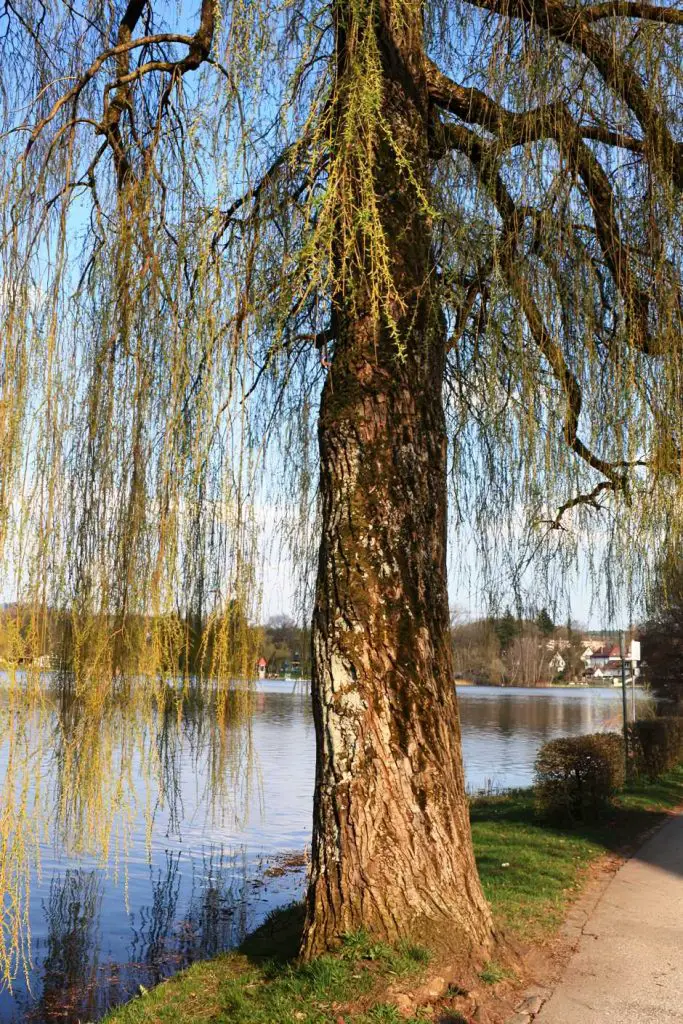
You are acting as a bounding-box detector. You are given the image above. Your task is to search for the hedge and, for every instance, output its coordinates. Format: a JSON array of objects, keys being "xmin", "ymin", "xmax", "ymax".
[
  {"xmin": 534, "ymin": 732, "xmax": 625, "ymax": 822},
  {"xmin": 630, "ymin": 718, "xmax": 683, "ymax": 779}
]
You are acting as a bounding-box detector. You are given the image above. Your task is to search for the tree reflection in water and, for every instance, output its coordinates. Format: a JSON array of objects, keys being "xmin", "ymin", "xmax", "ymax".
[
  {"xmin": 17, "ymin": 847, "xmax": 253, "ymax": 1023},
  {"xmin": 128, "ymin": 848, "xmax": 250, "ymax": 981},
  {"xmin": 34, "ymin": 869, "xmax": 102, "ymax": 1023}
]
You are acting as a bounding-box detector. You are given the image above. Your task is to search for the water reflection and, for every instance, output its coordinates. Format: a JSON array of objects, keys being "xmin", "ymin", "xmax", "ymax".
[
  {"xmin": 127, "ymin": 849, "xmax": 250, "ymax": 977},
  {"xmin": 0, "ymin": 678, "xmax": 311, "ymax": 1023},
  {"xmin": 13, "ymin": 848, "xmax": 261, "ymax": 1023},
  {"xmin": 458, "ymin": 686, "xmax": 644, "ymax": 790},
  {"xmin": 0, "ymin": 679, "xmax": 645, "ymax": 1022},
  {"xmin": 34, "ymin": 870, "xmax": 102, "ymax": 1023}
]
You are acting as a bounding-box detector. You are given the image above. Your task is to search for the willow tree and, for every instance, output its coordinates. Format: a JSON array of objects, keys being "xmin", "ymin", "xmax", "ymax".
[{"xmin": 1, "ymin": 0, "xmax": 681, "ymax": 964}]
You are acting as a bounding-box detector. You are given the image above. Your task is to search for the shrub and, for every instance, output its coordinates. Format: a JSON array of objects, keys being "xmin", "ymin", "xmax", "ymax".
[
  {"xmin": 534, "ymin": 732, "xmax": 625, "ymax": 822},
  {"xmin": 630, "ymin": 718, "xmax": 683, "ymax": 779}
]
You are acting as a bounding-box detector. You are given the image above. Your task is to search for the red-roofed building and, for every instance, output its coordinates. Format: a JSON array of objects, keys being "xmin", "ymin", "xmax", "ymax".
[{"xmin": 581, "ymin": 639, "xmax": 641, "ymax": 682}]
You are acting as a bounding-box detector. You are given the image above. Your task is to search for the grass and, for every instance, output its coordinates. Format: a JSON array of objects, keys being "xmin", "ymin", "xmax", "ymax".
[
  {"xmin": 471, "ymin": 764, "xmax": 683, "ymax": 938},
  {"xmin": 478, "ymin": 960, "xmax": 512, "ymax": 985},
  {"xmin": 102, "ymin": 923, "xmax": 433, "ymax": 1024},
  {"xmin": 102, "ymin": 765, "xmax": 683, "ymax": 1024}
]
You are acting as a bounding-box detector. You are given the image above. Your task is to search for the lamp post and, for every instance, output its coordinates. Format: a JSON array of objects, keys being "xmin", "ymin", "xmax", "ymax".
[
  {"xmin": 630, "ymin": 638, "xmax": 641, "ymax": 721},
  {"xmin": 620, "ymin": 631, "xmax": 629, "ymax": 776}
]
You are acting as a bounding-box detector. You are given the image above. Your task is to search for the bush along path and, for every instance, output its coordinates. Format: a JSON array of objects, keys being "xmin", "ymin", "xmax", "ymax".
[{"xmin": 101, "ymin": 759, "xmax": 683, "ymax": 1024}]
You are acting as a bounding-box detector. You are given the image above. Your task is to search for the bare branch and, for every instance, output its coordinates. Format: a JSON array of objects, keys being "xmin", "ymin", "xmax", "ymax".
[
  {"xmin": 544, "ymin": 480, "xmax": 618, "ymax": 530},
  {"xmin": 461, "ymin": 0, "xmax": 683, "ymax": 188},
  {"xmin": 24, "ymin": 33, "xmax": 195, "ymax": 154},
  {"xmin": 426, "ymin": 58, "xmax": 645, "ymax": 155},
  {"xmin": 445, "ymin": 121, "xmax": 635, "ymax": 490}
]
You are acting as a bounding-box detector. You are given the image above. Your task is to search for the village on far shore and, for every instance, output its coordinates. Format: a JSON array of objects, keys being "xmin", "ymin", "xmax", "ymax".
[
  {"xmin": 256, "ymin": 638, "xmax": 642, "ymax": 686},
  {"xmin": 1, "ymin": 604, "xmax": 643, "ymax": 689},
  {"xmin": 539, "ymin": 635, "xmax": 641, "ymax": 685},
  {"xmin": 253, "ymin": 610, "xmax": 644, "ymax": 688}
]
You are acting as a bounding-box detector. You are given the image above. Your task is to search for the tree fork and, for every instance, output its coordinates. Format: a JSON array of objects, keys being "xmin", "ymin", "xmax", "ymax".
[{"xmin": 301, "ymin": 0, "xmax": 494, "ymax": 959}]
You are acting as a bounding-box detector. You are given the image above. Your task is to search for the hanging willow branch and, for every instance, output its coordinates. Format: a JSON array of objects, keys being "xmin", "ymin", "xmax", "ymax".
[
  {"xmin": 0, "ymin": 0, "xmax": 682, "ymax": 984},
  {"xmin": 0, "ymin": 0, "xmax": 679, "ymax": 689}
]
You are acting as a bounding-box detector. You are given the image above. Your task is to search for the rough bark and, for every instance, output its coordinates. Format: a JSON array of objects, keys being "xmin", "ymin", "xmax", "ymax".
[{"xmin": 301, "ymin": 0, "xmax": 495, "ymax": 959}]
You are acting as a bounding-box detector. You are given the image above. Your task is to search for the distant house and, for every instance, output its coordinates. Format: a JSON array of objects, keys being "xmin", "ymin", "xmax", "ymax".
[
  {"xmin": 581, "ymin": 646, "xmax": 595, "ymax": 666},
  {"xmin": 581, "ymin": 639, "xmax": 641, "ymax": 682},
  {"xmin": 257, "ymin": 656, "xmax": 267, "ymax": 680},
  {"xmin": 549, "ymin": 652, "xmax": 566, "ymax": 676},
  {"xmin": 593, "ymin": 659, "xmax": 624, "ymax": 680},
  {"xmin": 593, "ymin": 644, "xmax": 620, "ymax": 665}
]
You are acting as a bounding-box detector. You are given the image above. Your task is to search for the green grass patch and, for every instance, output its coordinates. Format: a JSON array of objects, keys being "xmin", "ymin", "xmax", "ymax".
[
  {"xmin": 478, "ymin": 960, "xmax": 513, "ymax": 985},
  {"xmin": 102, "ymin": 909, "xmax": 433, "ymax": 1024},
  {"xmin": 103, "ymin": 765, "xmax": 683, "ymax": 1024},
  {"xmin": 471, "ymin": 764, "xmax": 683, "ymax": 938}
]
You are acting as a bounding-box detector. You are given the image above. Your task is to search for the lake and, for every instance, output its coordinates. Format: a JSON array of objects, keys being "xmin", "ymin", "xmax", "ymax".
[{"xmin": 0, "ymin": 681, "xmax": 645, "ymax": 1023}]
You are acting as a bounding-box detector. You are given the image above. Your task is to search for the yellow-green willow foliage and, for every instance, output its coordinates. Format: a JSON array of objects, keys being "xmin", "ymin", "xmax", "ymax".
[
  {"xmin": 0, "ymin": 0, "xmax": 680, "ymax": 651},
  {"xmin": 0, "ymin": 0, "xmax": 681, "ymax": 983}
]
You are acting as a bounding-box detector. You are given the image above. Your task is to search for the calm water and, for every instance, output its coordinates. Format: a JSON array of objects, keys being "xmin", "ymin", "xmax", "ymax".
[{"xmin": 0, "ymin": 681, "xmax": 645, "ymax": 1022}]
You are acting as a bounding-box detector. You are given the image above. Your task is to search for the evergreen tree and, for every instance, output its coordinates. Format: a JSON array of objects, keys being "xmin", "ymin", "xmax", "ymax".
[
  {"xmin": 494, "ymin": 608, "xmax": 521, "ymax": 654},
  {"xmin": 536, "ymin": 608, "xmax": 555, "ymax": 637}
]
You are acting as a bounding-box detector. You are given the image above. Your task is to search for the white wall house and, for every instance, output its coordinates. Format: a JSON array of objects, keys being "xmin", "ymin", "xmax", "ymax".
[
  {"xmin": 549, "ymin": 652, "xmax": 566, "ymax": 676},
  {"xmin": 581, "ymin": 638, "xmax": 641, "ymax": 682}
]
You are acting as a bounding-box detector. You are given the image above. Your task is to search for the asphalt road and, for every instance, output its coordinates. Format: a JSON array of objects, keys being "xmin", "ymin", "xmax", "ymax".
[{"xmin": 536, "ymin": 812, "xmax": 683, "ymax": 1024}]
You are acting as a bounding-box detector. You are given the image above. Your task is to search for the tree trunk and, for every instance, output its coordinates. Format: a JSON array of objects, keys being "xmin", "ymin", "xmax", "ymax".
[{"xmin": 301, "ymin": 0, "xmax": 494, "ymax": 959}]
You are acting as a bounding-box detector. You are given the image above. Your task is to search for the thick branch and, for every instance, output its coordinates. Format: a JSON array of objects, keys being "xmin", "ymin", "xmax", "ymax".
[
  {"xmin": 582, "ymin": 1, "xmax": 683, "ymax": 23},
  {"xmin": 100, "ymin": 0, "xmax": 215, "ymax": 188},
  {"xmin": 446, "ymin": 123, "xmax": 631, "ymax": 489},
  {"xmin": 426, "ymin": 58, "xmax": 644, "ymax": 155},
  {"xmin": 24, "ymin": 32, "xmax": 195, "ymax": 154},
  {"xmin": 558, "ymin": 118, "xmax": 656, "ymax": 353},
  {"xmin": 460, "ymin": 0, "xmax": 683, "ymax": 188},
  {"xmin": 435, "ymin": 92, "xmax": 668, "ymax": 355},
  {"xmin": 103, "ymin": 0, "xmax": 148, "ymax": 187}
]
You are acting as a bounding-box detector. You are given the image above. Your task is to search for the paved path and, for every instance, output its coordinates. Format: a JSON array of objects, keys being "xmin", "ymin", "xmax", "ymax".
[{"xmin": 535, "ymin": 813, "xmax": 683, "ymax": 1024}]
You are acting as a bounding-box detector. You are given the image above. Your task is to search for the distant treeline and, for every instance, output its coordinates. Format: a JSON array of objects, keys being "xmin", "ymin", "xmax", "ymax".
[
  {"xmin": 6, "ymin": 601, "xmax": 651, "ymax": 689},
  {"xmin": 451, "ymin": 609, "xmax": 586, "ymax": 687},
  {"xmin": 260, "ymin": 615, "xmax": 311, "ymax": 677}
]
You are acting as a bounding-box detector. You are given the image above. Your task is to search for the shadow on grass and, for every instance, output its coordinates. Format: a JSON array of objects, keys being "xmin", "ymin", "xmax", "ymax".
[
  {"xmin": 471, "ymin": 769, "xmax": 683, "ymax": 882},
  {"xmin": 238, "ymin": 770, "xmax": 683, "ymax": 973},
  {"xmin": 239, "ymin": 901, "xmax": 306, "ymax": 965}
]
